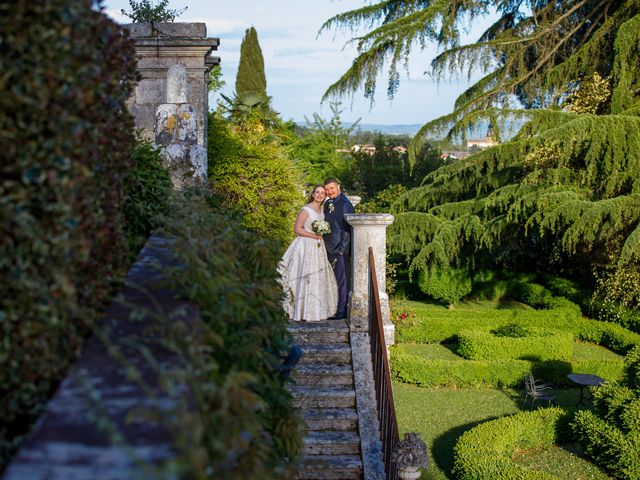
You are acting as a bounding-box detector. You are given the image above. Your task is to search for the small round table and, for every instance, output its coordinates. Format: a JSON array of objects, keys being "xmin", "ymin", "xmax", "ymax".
[{"xmin": 567, "ymin": 373, "xmax": 605, "ymax": 406}]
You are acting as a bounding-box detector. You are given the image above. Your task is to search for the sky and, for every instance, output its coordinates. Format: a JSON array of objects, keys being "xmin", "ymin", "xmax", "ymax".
[{"xmin": 102, "ymin": 1, "xmax": 494, "ymax": 126}]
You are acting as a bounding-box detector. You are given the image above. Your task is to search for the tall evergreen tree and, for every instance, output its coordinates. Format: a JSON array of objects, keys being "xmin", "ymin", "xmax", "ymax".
[
  {"xmin": 235, "ymin": 27, "xmax": 267, "ymax": 99},
  {"xmin": 321, "ymin": 2, "xmax": 640, "ymax": 303}
]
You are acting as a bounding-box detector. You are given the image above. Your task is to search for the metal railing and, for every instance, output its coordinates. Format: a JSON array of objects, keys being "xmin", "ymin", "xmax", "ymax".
[{"xmin": 368, "ymin": 247, "xmax": 400, "ymax": 480}]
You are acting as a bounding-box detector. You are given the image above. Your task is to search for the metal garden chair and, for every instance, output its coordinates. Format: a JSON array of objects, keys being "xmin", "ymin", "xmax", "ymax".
[{"xmin": 523, "ymin": 373, "xmax": 556, "ymax": 409}]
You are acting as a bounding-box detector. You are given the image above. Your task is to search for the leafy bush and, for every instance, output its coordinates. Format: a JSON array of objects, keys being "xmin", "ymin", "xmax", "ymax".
[
  {"xmin": 0, "ymin": 0, "xmax": 137, "ymax": 467},
  {"xmin": 124, "ymin": 139, "xmax": 172, "ymax": 257},
  {"xmin": 512, "ymin": 282, "xmax": 555, "ymax": 308},
  {"xmin": 572, "ymin": 348, "xmax": 640, "ymax": 479},
  {"xmin": 625, "ymin": 347, "xmax": 640, "ymax": 390},
  {"xmin": 457, "ymin": 328, "xmax": 574, "ymax": 362},
  {"xmin": 572, "ymin": 410, "xmax": 640, "ymax": 480},
  {"xmin": 541, "ymin": 274, "xmax": 589, "ymax": 306},
  {"xmin": 589, "ymin": 264, "xmax": 640, "ymax": 333},
  {"xmin": 491, "ymin": 323, "xmax": 530, "ymax": 338},
  {"xmin": 207, "ymin": 110, "xmax": 302, "ymax": 245},
  {"xmin": 453, "ymin": 407, "xmax": 569, "ymax": 480},
  {"xmin": 418, "ymin": 266, "xmax": 472, "ymax": 306},
  {"xmin": 161, "ymin": 188, "xmax": 303, "ymax": 478}
]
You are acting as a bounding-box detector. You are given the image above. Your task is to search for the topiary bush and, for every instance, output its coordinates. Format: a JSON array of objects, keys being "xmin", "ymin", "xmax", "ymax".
[
  {"xmin": 512, "ymin": 282, "xmax": 555, "ymax": 308},
  {"xmin": 457, "ymin": 328, "xmax": 574, "ymax": 362},
  {"xmin": 572, "ymin": 347, "xmax": 640, "ymax": 479},
  {"xmin": 418, "ymin": 266, "xmax": 472, "ymax": 306},
  {"xmin": 0, "ymin": 0, "xmax": 137, "ymax": 467},
  {"xmin": 396, "ymin": 305, "xmax": 640, "ymax": 355},
  {"xmin": 453, "ymin": 407, "xmax": 570, "ymax": 480},
  {"xmin": 391, "ymin": 345, "xmax": 532, "ymax": 388}
]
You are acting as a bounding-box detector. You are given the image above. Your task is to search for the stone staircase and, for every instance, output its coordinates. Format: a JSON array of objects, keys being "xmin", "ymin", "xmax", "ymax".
[{"xmin": 287, "ymin": 320, "xmax": 364, "ymax": 480}]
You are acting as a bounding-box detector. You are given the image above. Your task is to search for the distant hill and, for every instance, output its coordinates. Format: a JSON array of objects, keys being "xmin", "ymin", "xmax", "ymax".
[{"xmin": 344, "ymin": 122, "xmax": 423, "ymax": 136}]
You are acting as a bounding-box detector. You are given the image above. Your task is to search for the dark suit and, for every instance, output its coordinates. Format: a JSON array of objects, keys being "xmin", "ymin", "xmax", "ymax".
[{"xmin": 323, "ymin": 193, "xmax": 355, "ymax": 317}]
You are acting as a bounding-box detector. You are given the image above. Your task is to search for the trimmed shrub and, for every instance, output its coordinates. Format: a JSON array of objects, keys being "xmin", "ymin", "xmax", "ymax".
[
  {"xmin": 0, "ymin": 0, "xmax": 137, "ymax": 467},
  {"xmin": 393, "ymin": 344, "xmax": 623, "ymax": 387},
  {"xmin": 453, "ymin": 407, "xmax": 569, "ymax": 480},
  {"xmin": 572, "ymin": 348, "xmax": 640, "ymax": 479},
  {"xmin": 541, "ymin": 274, "xmax": 589, "ymax": 306},
  {"xmin": 396, "ymin": 305, "xmax": 640, "ymax": 354},
  {"xmin": 625, "ymin": 346, "xmax": 640, "ymax": 390},
  {"xmin": 457, "ymin": 328, "xmax": 574, "ymax": 361},
  {"xmin": 418, "ymin": 267, "xmax": 472, "ymax": 306},
  {"xmin": 513, "ymin": 282, "xmax": 555, "ymax": 308},
  {"xmin": 572, "ymin": 410, "xmax": 640, "ymax": 479},
  {"xmin": 391, "ymin": 345, "xmax": 531, "ymax": 388}
]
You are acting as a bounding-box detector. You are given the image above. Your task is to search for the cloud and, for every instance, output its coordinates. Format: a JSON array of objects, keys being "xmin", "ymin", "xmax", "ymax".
[
  {"xmin": 103, "ymin": 8, "xmax": 128, "ymax": 23},
  {"xmin": 274, "ymin": 46, "xmax": 324, "ymax": 58},
  {"xmin": 185, "ymin": 16, "xmax": 246, "ymax": 36}
]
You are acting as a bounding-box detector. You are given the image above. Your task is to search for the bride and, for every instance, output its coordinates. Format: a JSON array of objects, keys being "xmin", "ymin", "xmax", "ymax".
[{"xmin": 278, "ymin": 185, "xmax": 338, "ymax": 322}]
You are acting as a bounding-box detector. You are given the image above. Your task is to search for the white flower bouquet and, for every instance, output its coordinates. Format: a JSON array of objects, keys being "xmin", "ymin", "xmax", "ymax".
[
  {"xmin": 312, "ymin": 220, "xmax": 331, "ymax": 235},
  {"xmin": 311, "ymin": 220, "xmax": 331, "ymax": 247}
]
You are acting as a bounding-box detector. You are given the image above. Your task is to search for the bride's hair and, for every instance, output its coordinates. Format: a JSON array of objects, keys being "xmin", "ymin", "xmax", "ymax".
[{"xmin": 307, "ymin": 184, "xmax": 325, "ymax": 204}]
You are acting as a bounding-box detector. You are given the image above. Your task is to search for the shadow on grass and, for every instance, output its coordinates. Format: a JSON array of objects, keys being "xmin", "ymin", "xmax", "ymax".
[
  {"xmin": 441, "ymin": 343, "xmax": 461, "ymax": 356},
  {"xmin": 430, "ymin": 417, "xmax": 503, "ymax": 477}
]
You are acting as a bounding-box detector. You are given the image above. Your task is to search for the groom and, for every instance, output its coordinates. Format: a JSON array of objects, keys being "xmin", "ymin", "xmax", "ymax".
[{"xmin": 323, "ymin": 178, "xmax": 355, "ymax": 320}]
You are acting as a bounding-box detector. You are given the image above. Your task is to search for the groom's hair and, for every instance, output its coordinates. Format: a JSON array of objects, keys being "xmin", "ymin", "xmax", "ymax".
[{"xmin": 324, "ymin": 178, "xmax": 340, "ymax": 186}]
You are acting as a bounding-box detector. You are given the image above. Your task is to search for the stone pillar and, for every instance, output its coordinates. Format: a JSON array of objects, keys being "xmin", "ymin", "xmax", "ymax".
[
  {"xmin": 123, "ymin": 22, "xmax": 220, "ymax": 147},
  {"xmin": 154, "ymin": 64, "xmax": 207, "ymax": 188},
  {"xmin": 345, "ymin": 213, "xmax": 395, "ymax": 347}
]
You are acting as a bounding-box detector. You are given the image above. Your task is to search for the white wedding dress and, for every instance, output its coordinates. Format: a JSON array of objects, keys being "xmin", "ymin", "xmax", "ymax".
[{"xmin": 278, "ymin": 206, "xmax": 338, "ymax": 321}]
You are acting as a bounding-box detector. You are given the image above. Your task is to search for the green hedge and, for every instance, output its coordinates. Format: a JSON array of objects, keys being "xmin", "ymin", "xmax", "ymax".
[
  {"xmin": 453, "ymin": 407, "xmax": 569, "ymax": 480},
  {"xmin": 457, "ymin": 328, "xmax": 574, "ymax": 361},
  {"xmin": 572, "ymin": 350, "xmax": 640, "ymax": 479},
  {"xmin": 572, "ymin": 409, "xmax": 640, "ymax": 479},
  {"xmin": 0, "ymin": 0, "xmax": 137, "ymax": 467},
  {"xmin": 392, "ymin": 345, "xmax": 623, "ymax": 388},
  {"xmin": 392, "ymin": 346, "xmax": 532, "ymax": 388},
  {"xmin": 161, "ymin": 188, "xmax": 303, "ymax": 478},
  {"xmin": 397, "ymin": 306, "xmax": 640, "ymax": 355}
]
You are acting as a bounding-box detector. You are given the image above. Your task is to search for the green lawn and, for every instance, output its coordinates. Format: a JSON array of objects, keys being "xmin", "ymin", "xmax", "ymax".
[
  {"xmin": 393, "ymin": 382, "xmax": 519, "ymax": 479},
  {"xmin": 391, "ymin": 299, "xmax": 620, "ymax": 479},
  {"xmin": 513, "ymin": 444, "xmax": 612, "ymax": 480}
]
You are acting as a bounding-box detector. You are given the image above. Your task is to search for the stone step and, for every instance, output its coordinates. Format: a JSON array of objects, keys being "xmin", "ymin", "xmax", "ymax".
[
  {"xmin": 289, "ymin": 386, "xmax": 356, "ymax": 409},
  {"xmin": 293, "ymin": 364, "xmax": 353, "ymax": 386},
  {"xmin": 304, "ymin": 431, "xmax": 361, "ymax": 456},
  {"xmin": 288, "ymin": 320, "xmax": 350, "ymax": 344},
  {"xmin": 297, "ymin": 455, "xmax": 363, "ymax": 479},
  {"xmin": 298, "ymin": 344, "xmax": 352, "ymax": 365},
  {"xmin": 303, "ymin": 408, "xmax": 358, "ymax": 431}
]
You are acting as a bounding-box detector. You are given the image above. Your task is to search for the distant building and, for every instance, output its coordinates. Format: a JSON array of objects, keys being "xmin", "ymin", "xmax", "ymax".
[
  {"xmin": 466, "ymin": 136, "xmax": 498, "ymax": 149},
  {"xmin": 349, "ymin": 144, "xmax": 407, "ymax": 155},
  {"xmin": 441, "ymin": 151, "xmax": 471, "ymax": 160}
]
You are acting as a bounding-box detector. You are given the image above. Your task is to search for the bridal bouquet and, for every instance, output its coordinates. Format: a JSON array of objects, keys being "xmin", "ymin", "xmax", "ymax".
[{"xmin": 311, "ymin": 220, "xmax": 331, "ymax": 247}]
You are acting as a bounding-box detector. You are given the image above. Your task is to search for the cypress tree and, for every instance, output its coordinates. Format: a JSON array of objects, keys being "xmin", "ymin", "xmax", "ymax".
[{"xmin": 235, "ymin": 27, "xmax": 267, "ymax": 98}]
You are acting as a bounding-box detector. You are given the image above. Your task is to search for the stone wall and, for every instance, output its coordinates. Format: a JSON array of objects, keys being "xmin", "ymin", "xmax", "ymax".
[
  {"xmin": 123, "ymin": 22, "xmax": 219, "ymax": 147},
  {"xmin": 1, "ymin": 236, "xmax": 201, "ymax": 480}
]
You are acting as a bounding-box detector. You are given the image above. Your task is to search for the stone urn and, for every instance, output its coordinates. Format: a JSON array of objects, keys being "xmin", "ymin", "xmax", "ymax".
[
  {"xmin": 398, "ymin": 466, "xmax": 421, "ymax": 480},
  {"xmin": 391, "ymin": 432, "xmax": 429, "ymax": 479}
]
